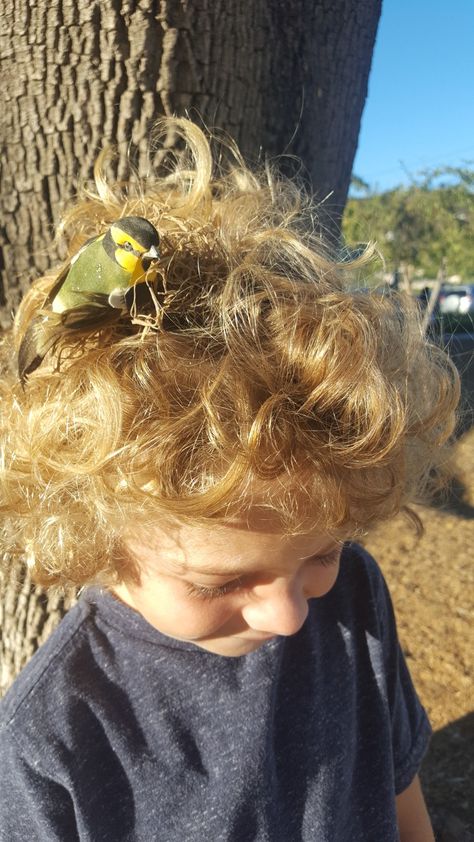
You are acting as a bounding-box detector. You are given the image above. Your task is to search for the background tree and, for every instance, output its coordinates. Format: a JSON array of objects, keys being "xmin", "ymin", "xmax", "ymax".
[
  {"xmin": 343, "ymin": 165, "xmax": 474, "ymax": 281},
  {"xmin": 0, "ymin": 0, "xmax": 381, "ymax": 692}
]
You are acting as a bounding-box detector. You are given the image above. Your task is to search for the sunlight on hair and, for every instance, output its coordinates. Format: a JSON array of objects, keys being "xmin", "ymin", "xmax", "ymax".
[{"xmin": 0, "ymin": 117, "xmax": 460, "ymax": 588}]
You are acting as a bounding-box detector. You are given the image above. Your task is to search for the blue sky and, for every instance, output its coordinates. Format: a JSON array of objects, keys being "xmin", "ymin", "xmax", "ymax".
[{"xmin": 352, "ymin": 0, "xmax": 474, "ymax": 192}]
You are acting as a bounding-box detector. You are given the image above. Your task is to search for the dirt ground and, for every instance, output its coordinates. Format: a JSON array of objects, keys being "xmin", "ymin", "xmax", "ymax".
[{"xmin": 363, "ymin": 362, "xmax": 474, "ymax": 840}]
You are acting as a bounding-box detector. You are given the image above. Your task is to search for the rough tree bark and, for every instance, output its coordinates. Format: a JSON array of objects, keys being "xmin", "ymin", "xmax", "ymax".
[{"xmin": 0, "ymin": 0, "xmax": 381, "ymax": 694}]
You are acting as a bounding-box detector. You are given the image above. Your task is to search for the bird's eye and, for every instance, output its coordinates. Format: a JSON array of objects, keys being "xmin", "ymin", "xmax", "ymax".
[{"xmin": 123, "ymin": 241, "xmax": 134, "ymax": 252}]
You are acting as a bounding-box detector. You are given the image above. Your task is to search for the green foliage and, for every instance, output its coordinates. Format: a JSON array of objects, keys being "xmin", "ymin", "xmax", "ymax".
[{"xmin": 343, "ymin": 166, "xmax": 474, "ymax": 278}]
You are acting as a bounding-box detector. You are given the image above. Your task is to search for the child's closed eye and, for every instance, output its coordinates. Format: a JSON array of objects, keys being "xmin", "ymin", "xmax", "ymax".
[
  {"xmin": 312, "ymin": 548, "xmax": 342, "ymax": 567},
  {"xmin": 185, "ymin": 550, "xmax": 341, "ymax": 601},
  {"xmin": 185, "ymin": 579, "xmax": 243, "ymax": 600}
]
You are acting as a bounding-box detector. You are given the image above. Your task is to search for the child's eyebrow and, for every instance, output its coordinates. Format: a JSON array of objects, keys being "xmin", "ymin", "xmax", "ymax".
[
  {"xmin": 167, "ymin": 543, "xmax": 341, "ymax": 579},
  {"xmin": 296, "ymin": 541, "xmax": 343, "ymax": 560},
  {"xmin": 170, "ymin": 557, "xmax": 247, "ymax": 578}
]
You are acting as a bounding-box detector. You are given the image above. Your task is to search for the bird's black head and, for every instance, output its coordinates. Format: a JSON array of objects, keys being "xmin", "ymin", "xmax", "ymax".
[
  {"xmin": 102, "ymin": 216, "xmax": 160, "ymax": 268},
  {"xmin": 118, "ymin": 217, "xmax": 160, "ymax": 252}
]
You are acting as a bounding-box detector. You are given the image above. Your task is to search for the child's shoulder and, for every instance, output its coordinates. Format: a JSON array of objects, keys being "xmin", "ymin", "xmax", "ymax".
[
  {"xmin": 323, "ymin": 541, "xmax": 395, "ymax": 633},
  {"xmin": 338, "ymin": 540, "xmax": 388, "ymax": 592},
  {"xmin": 0, "ymin": 596, "xmax": 95, "ymax": 732}
]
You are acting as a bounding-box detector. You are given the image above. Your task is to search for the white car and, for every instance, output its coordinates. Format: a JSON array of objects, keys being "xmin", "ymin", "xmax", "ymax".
[{"xmin": 438, "ymin": 285, "xmax": 474, "ymax": 314}]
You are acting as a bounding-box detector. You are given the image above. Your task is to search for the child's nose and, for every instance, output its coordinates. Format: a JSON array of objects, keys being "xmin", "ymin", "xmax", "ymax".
[{"xmin": 241, "ymin": 577, "xmax": 309, "ymax": 637}]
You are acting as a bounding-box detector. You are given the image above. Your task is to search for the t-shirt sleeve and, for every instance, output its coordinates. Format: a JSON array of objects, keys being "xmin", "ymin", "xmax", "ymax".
[
  {"xmin": 374, "ymin": 564, "xmax": 432, "ymax": 795},
  {"xmin": 0, "ymin": 727, "xmax": 79, "ymax": 842}
]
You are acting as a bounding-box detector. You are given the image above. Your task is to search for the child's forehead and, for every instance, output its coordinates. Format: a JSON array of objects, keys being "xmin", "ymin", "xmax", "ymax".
[{"xmin": 125, "ymin": 516, "xmax": 336, "ymax": 577}]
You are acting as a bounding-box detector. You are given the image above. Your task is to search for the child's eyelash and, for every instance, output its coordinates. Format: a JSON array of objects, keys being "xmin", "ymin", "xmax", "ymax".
[
  {"xmin": 311, "ymin": 549, "xmax": 341, "ymax": 567},
  {"xmin": 185, "ymin": 550, "xmax": 341, "ymax": 601},
  {"xmin": 185, "ymin": 579, "xmax": 242, "ymax": 600}
]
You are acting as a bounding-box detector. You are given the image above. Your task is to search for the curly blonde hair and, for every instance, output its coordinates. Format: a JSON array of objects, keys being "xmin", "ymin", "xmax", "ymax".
[{"xmin": 0, "ymin": 118, "xmax": 459, "ymax": 588}]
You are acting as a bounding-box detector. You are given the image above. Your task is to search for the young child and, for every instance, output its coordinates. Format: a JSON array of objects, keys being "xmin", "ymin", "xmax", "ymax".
[{"xmin": 0, "ymin": 118, "xmax": 458, "ymax": 841}]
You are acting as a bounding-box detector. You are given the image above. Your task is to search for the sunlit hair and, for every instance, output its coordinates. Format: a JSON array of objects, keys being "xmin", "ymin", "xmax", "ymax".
[{"xmin": 0, "ymin": 118, "xmax": 459, "ymax": 587}]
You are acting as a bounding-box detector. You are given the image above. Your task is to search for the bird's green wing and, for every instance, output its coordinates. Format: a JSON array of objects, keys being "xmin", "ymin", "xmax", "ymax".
[{"xmin": 45, "ymin": 236, "xmax": 98, "ymax": 309}]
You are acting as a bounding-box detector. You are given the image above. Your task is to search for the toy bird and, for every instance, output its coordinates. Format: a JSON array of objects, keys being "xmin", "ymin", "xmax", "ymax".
[{"xmin": 18, "ymin": 216, "xmax": 160, "ymax": 381}]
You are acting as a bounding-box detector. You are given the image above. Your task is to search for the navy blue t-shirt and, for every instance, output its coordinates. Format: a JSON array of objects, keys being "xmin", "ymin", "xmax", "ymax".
[{"xmin": 0, "ymin": 545, "xmax": 431, "ymax": 841}]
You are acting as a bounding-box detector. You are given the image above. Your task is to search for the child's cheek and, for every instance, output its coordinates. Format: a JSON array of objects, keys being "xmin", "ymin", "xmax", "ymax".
[
  {"xmin": 140, "ymin": 580, "xmax": 239, "ymax": 640},
  {"xmin": 309, "ymin": 561, "xmax": 341, "ymax": 598},
  {"xmin": 171, "ymin": 596, "xmax": 238, "ymax": 639}
]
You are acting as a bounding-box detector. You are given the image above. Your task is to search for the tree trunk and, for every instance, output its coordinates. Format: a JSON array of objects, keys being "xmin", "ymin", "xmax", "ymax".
[
  {"xmin": 0, "ymin": 0, "xmax": 381, "ymax": 694},
  {"xmin": 0, "ymin": 565, "xmax": 77, "ymax": 697}
]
